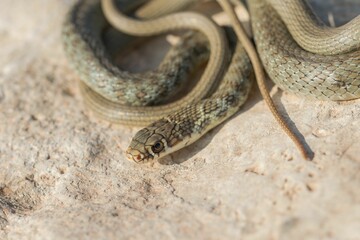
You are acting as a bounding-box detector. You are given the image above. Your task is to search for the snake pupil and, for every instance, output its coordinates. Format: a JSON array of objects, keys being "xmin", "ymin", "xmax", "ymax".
[{"xmin": 152, "ymin": 141, "xmax": 164, "ymax": 153}]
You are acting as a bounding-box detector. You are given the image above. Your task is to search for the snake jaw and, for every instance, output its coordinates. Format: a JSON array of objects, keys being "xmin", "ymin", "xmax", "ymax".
[
  {"xmin": 126, "ymin": 135, "xmax": 174, "ymax": 164},
  {"xmin": 125, "ymin": 149, "xmax": 152, "ymax": 163}
]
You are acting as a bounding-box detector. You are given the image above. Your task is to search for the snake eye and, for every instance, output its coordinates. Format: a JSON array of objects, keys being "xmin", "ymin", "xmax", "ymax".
[{"xmin": 151, "ymin": 141, "xmax": 164, "ymax": 153}]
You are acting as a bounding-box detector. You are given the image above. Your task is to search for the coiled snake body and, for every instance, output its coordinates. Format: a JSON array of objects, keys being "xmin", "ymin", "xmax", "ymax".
[
  {"xmin": 250, "ymin": 0, "xmax": 360, "ymax": 100},
  {"xmin": 62, "ymin": 0, "xmax": 360, "ymax": 163}
]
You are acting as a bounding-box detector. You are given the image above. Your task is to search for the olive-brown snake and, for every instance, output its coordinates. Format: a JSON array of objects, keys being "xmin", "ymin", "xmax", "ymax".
[{"xmin": 62, "ymin": 0, "xmax": 360, "ymax": 163}]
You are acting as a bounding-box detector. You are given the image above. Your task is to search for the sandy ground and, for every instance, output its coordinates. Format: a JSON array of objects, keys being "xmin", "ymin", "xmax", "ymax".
[{"xmin": 0, "ymin": 0, "xmax": 359, "ymax": 239}]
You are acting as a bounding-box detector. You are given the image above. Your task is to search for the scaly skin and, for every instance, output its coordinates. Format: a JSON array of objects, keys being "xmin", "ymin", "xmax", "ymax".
[
  {"xmin": 249, "ymin": 0, "xmax": 360, "ymax": 100},
  {"xmin": 126, "ymin": 28, "xmax": 253, "ymax": 163},
  {"xmin": 62, "ymin": 0, "xmax": 360, "ymax": 163},
  {"xmin": 63, "ymin": 0, "xmax": 230, "ymax": 126}
]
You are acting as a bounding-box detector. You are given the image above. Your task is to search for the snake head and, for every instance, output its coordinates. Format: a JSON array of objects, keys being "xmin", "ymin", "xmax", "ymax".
[{"xmin": 126, "ymin": 119, "xmax": 180, "ymax": 163}]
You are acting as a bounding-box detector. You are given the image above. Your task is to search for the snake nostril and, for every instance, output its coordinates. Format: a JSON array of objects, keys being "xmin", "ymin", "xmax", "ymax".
[{"xmin": 134, "ymin": 154, "xmax": 142, "ymax": 162}]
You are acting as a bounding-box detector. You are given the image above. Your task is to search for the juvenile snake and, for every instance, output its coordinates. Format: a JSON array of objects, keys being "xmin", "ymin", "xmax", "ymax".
[
  {"xmin": 62, "ymin": 0, "xmax": 360, "ymax": 163},
  {"xmin": 63, "ymin": 0, "xmax": 230, "ymax": 126}
]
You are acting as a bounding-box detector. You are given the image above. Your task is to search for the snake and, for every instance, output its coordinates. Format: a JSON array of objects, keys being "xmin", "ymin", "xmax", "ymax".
[
  {"xmin": 63, "ymin": 0, "xmax": 231, "ymax": 126},
  {"xmin": 249, "ymin": 0, "xmax": 360, "ymax": 100},
  {"xmin": 62, "ymin": 0, "xmax": 360, "ymax": 163}
]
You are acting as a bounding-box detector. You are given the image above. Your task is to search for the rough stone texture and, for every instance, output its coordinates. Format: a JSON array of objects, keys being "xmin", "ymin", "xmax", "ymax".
[{"xmin": 0, "ymin": 0, "xmax": 359, "ymax": 239}]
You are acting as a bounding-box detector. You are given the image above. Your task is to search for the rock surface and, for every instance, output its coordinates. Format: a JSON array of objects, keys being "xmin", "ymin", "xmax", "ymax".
[{"xmin": 0, "ymin": 0, "xmax": 359, "ymax": 239}]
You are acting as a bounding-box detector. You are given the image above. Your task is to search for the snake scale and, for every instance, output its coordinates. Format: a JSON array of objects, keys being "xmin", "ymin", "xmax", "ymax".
[{"xmin": 62, "ymin": 0, "xmax": 360, "ymax": 163}]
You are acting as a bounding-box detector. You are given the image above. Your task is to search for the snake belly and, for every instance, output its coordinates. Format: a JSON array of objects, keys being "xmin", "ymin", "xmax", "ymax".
[{"xmin": 249, "ymin": 0, "xmax": 360, "ymax": 100}]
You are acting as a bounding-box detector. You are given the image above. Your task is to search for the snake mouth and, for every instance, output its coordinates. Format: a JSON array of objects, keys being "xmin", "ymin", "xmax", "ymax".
[{"xmin": 125, "ymin": 148, "xmax": 153, "ymax": 163}]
